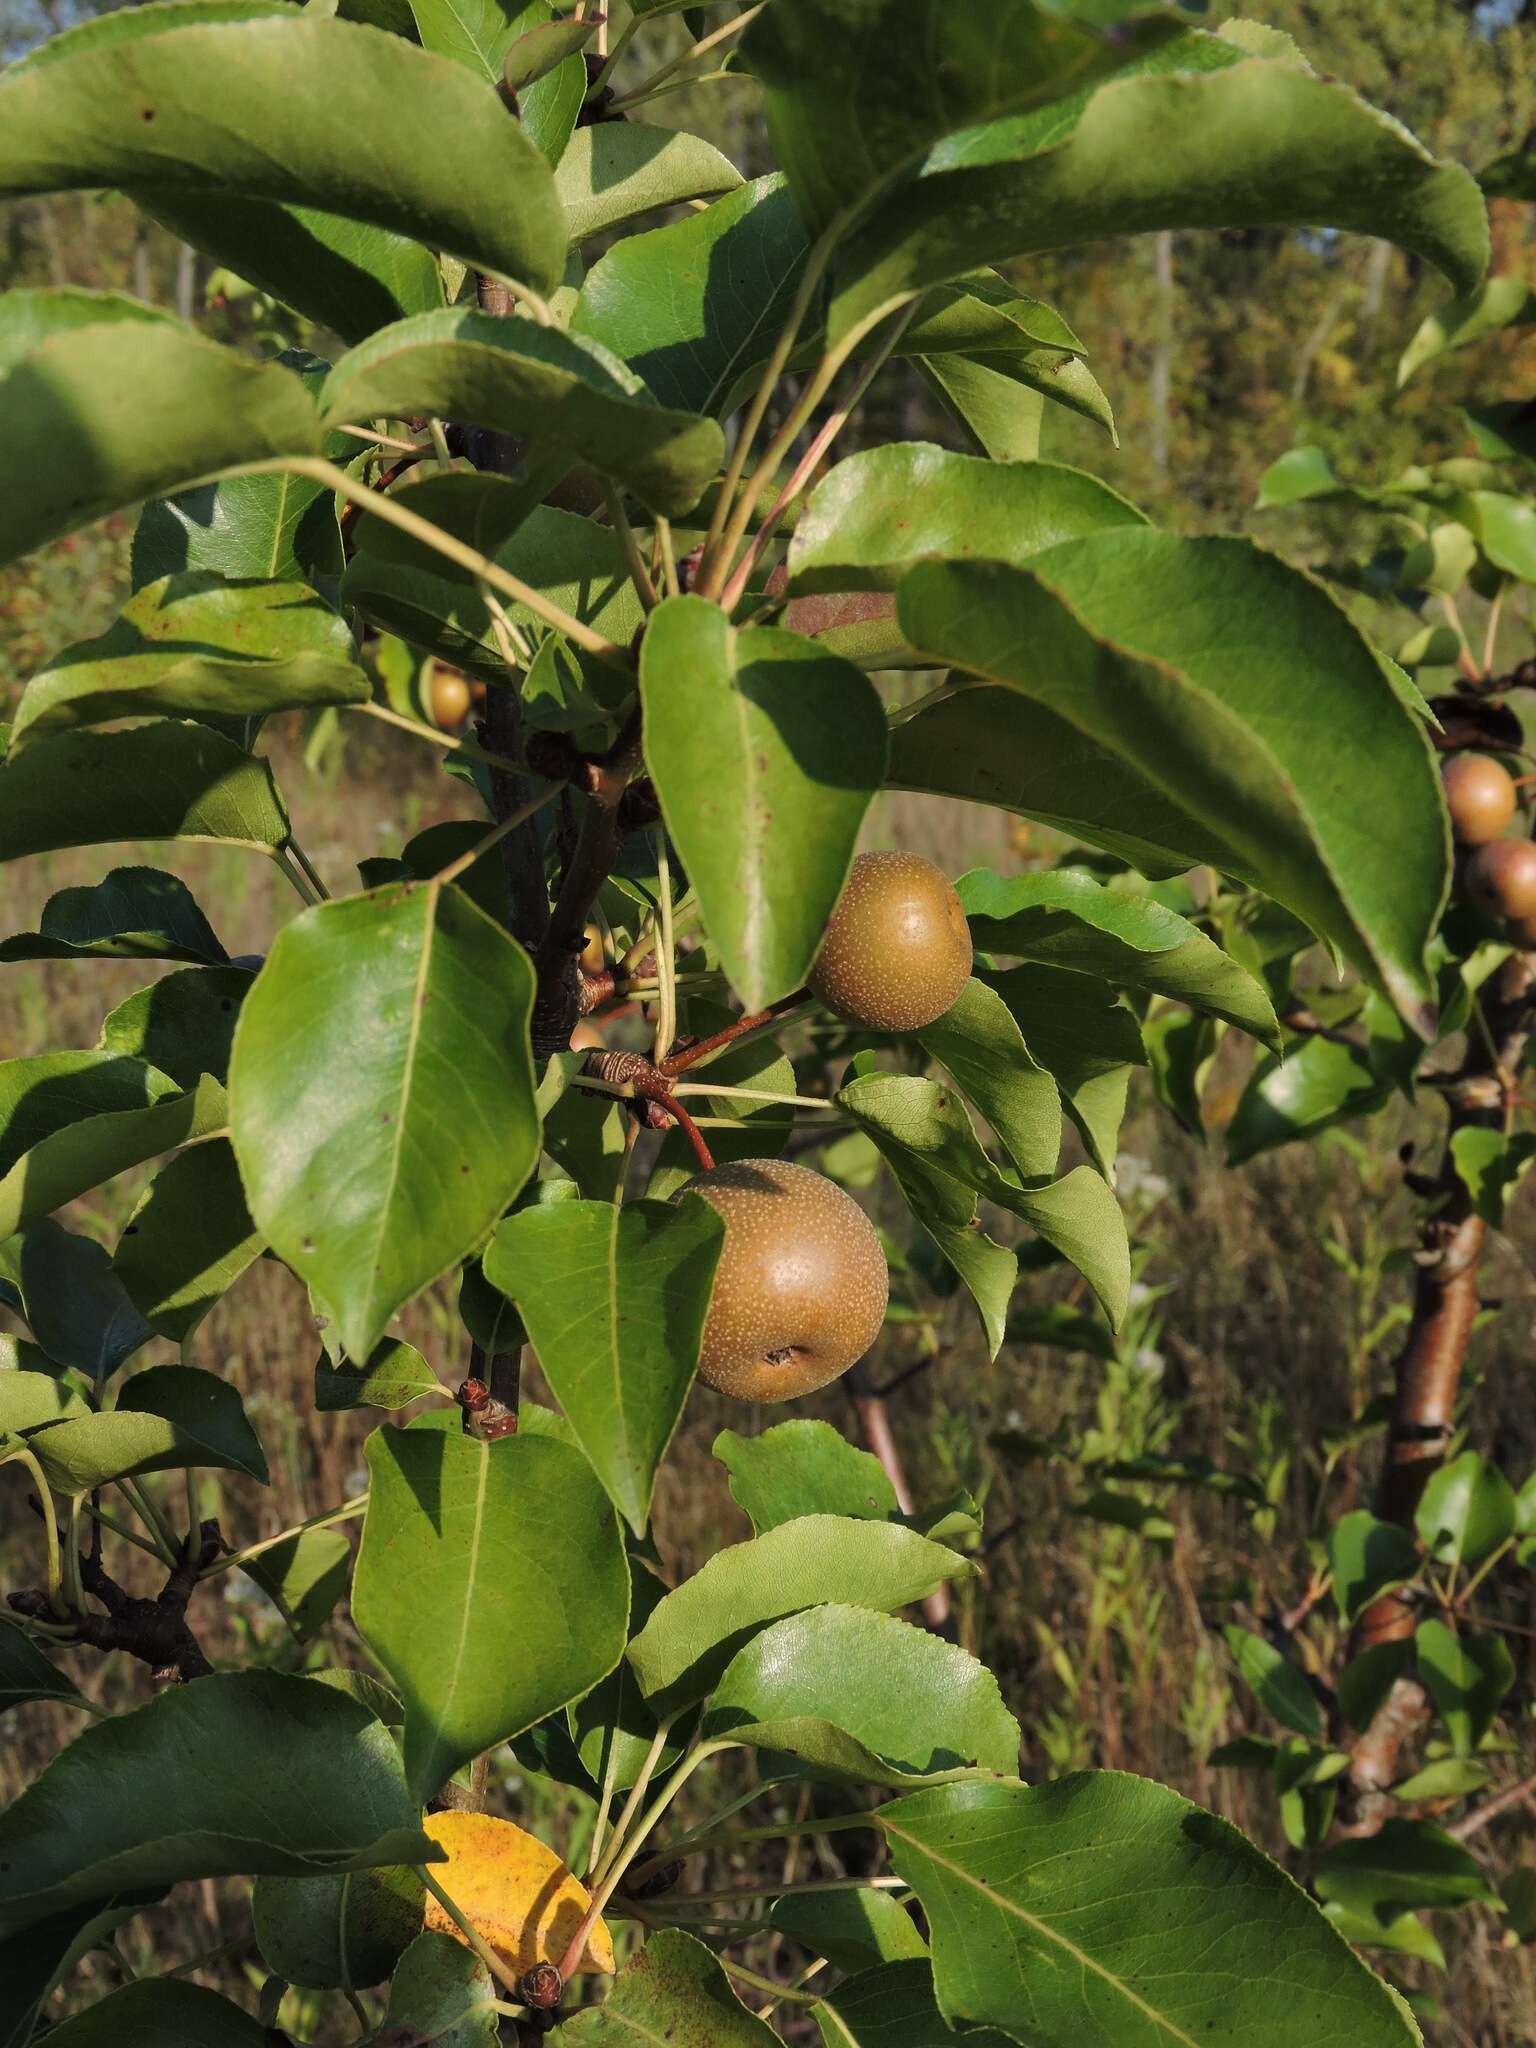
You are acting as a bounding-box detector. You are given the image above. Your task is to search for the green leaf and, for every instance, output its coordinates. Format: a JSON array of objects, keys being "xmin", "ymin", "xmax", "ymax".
[
  {"xmin": 115, "ymin": 1141, "xmax": 264, "ymax": 1348},
  {"xmin": 1398, "ymin": 275, "xmax": 1536, "ymax": 386},
  {"xmin": 1325, "ymin": 1511, "xmax": 1421, "ymax": 1622},
  {"xmin": 567, "ymin": 1558, "xmax": 683, "ymax": 1795},
  {"xmin": 0, "ymin": 1671, "xmax": 435, "ymax": 1937},
  {"xmin": 788, "ymin": 448, "xmax": 1145, "ymax": 595},
  {"xmin": 1415, "ymin": 1620, "xmax": 1514, "ymax": 1759},
  {"xmin": 0, "ymin": 867, "xmax": 226, "ymax": 968},
  {"xmin": 0, "ymin": 721, "xmax": 289, "ymax": 863},
  {"xmin": 958, "ymin": 867, "xmax": 1278, "ymax": 1046},
  {"xmin": 897, "ymin": 539, "xmax": 1448, "ymax": 1032},
  {"xmin": 0, "ymin": 1619, "xmax": 84, "ymax": 1713},
  {"xmin": 229, "ymin": 884, "xmax": 539, "ymax": 1363},
  {"xmin": 701, "ymin": 1604, "xmax": 1020, "ymax": 1785},
  {"xmin": 0, "ymin": 1366, "xmax": 90, "ymax": 1436},
  {"xmin": 1222, "ymin": 1625, "xmax": 1322, "ymax": 1741},
  {"xmin": 383, "ymin": 1931, "xmax": 498, "ymax": 2048},
  {"xmin": 1226, "ymin": 1038, "xmax": 1390, "ymax": 1167},
  {"xmin": 1313, "ymin": 1819, "xmax": 1498, "ymax": 1919},
  {"xmin": 18, "ymin": 1221, "xmax": 151, "ymax": 1382},
  {"xmin": 982, "ymin": 964, "xmax": 1142, "ymax": 1177},
  {"xmin": 1415, "ymin": 1451, "xmax": 1517, "ymax": 1571},
  {"xmin": 742, "ymin": 0, "xmax": 1179, "ymax": 235},
  {"xmin": 641, "ymin": 596, "xmax": 887, "ymax": 1012},
  {"xmin": 40, "ymin": 1980, "xmax": 268, "ymax": 2048},
  {"xmin": 0, "ymin": 283, "xmax": 173, "ymax": 368},
  {"xmin": 99, "ymin": 965, "xmax": 255, "ymax": 1091},
  {"xmin": 315, "ymin": 1337, "xmax": 444, "ymax": 1412},
  {"xmin": 243, "ymin": 1528, "xmax": 354, "ymax": 1644},
  {"xmin": 1449, "ymin": 1126, "xmax": 1536, "ymax": 1227},
  {"xmin": 503, "ymin": 14, "xmax": 595, "ymax": 93},
  {"xmin": 0, "ymin": 1073, "xmax": 228, "ymax": 1246},
  {"xmin": 916, "ymin": 354, "xmax": 1045, "ymax": 463},
  {"xmin": 406, "ymin": 0, "xmax": 581, "ymax": 161},
  {"xmin": 0, "ymin": 15, "xmax": 565, "ymax": 294},
  {"xmin": 0, "ymin": 1052, "xmax": 180, "ymax": 1174},
  {"xmin": 1338, "ymin": 1641, "xmax": 1414, "ymax": 1733},
  {"xmin": 882, "ymin": 1773, "xmax": 1421, "ymax": 2046},
  {"xmin": 25, "ymin": 1363, "xmax": 268, "ymax": 1491},
  {"xmin": 626, "ymin": 1514, "xmax": 973, "ymax": 1713},
  {"xmin": 839, "ymin": 1070, "xmax": 1129, "ymax": 1331},
  {"xmin": 555, "ymin": 122, "xmax": 743, "ymax": 242},
  {"xmin": 916, "ymin": 979, "xmax": 1061, "ymax": 1182},
  {"xmin": 321, "ymin": 311, "xmax": 724, "ymax": 518},
  {"xmin": 778, "ymin": 1899, "xmax": 928, "ymax": 1979},
  {"xmin": 828, "ymin": 41, "xmax": 1489, "ymax": 345},
  {"xmin": 10, "ymin": 576, "xmax": 367, "ymax": 755},
  {"xmin": 571, "ymin": 175, "xmax": 811, "ymax": 417},
  {"xmin": 816, "ymin": 1960, "xmax": 1015, "ymax": 2048},
  {"xmin": 253, "ymin": 1862, "xmax": 423, "ymax": 1991},
  {"xmin": 558, "ymin": 1928, "xmax": 782, "ymax": 2048},
  {"xmin": 715, "ymin": 1419, "xmax": 899, "ymax": 1535},
  {"xmin": 353, "ymin": 1426, "xmax": 629, "ymax": 1803},
  {"xmin": 484, "ymin": 1196, "xmax": 724, "ymax": 1535},
  {"xmin": 0, "ymin": 315, "xmax": 320, "ymax": 568}
]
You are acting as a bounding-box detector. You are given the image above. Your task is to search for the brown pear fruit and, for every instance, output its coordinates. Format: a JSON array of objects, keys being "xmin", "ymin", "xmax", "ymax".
[
  {"xmin": 1465, "ymin": 836, "xmax": 1536, "ymax": 920},
  {"xmin": 1442, "ymin": 754, "xmax": 1516, "ymax": 847},
  {"xmin": 809, "ymin": 851, "xmax": 972, "ymax": 1033},
  {"xmin": 683, "ymin": 1159, "xmax": 888, "ymax": 1402},
  {"xmin": 430, "ymin": 667, "xmax": 473, "ymax": 731}
]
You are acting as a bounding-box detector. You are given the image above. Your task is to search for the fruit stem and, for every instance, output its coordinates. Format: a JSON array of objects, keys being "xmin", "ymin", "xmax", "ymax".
[{"xmin": 660, "ymin": 991, "xmax": 812, "ymax": 1077}]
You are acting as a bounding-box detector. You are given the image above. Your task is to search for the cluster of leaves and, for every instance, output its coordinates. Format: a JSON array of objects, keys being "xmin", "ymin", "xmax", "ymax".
[{"xmin": 0, "ymin": 0, "xmax": 1523, "ymax": 2041}]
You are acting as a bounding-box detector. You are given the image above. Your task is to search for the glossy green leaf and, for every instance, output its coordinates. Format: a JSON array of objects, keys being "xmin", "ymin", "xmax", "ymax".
[
  {"xmin": 559, "ymin": 1929, "xmax": 781, "ymax": 2048},
  {"xmin": 321, "ymin": 311, "xmax": 724, "ymax": 517},
  {"xmin": 817, "ymin": 1961, "xmax": 1015, "ymax": 2048},
  {"xmin": 0, "ymin": 1620, "xmax": 84, "ymax": 1713},
  {"xmin": 1398, "ymin": 275, "xmax": 1536, "ymax": 386},
  {"xmin": 1325, "ymin": 1511, "xmax": 1421, "ymax": 1622},
  {"xmin": 571, "ymin": 175, "xmax": 812, "ymax": 416},
  {"xmin": 1416, "ymin": 1451, "xmax": 1517, "ymax": 1571},
  {"xmin": 627, "ymin": 1514, "xmax": 973, "ymax": 1713},
  {"xmin": 742, "ymin": 0, "xmax": 1179, "ymax": 234},
  {"xmin": 99, "ymin": 966, "xmax": 255, "ymax": 1091},
  {"xmin": 779, "ymin": 1898, "xmax": 928, "ymax": 1979},
  {"xmin": 25, "ymin": 1363, "xmax": 268, "ymax": 1492},
  {"xmin": 243, "ymin": 1527, "xmax": 354, "ymax": 1644},
  {"xmin": 883, "ymin": 1773, "xmax": 1420, "ymax": 2046},
  {"xmin": 0, "ymin": 1072, "xmax": 227, "ymax": 1246},
  {"xmin": 11, "ymin": 576, "xmax": 367, "ymax": 754},
  {"xmin": 982, "ymin": 964, "xmax": 1142, "ymax": 1178},
  {"xmin": 383, "ymin": 1931, "xmax": 498, "ymax": 2048},
  {"xmin": 1226, "ymin": 1037, "xmax": 1390, "ymax": 1166},
  {"xmin": 0, "ymin": 867, "xmax": 226, "ymax": 968},
  {"xmin": 115, "ymin": 1141, "xmax": 263, "ymax": 1348},
  {"xmin": 828, "ymin": 42, "xmax": 1489, "ymax": 344},
  {"xmin": 40, "ymin": 1980, "xmax": 267, "ymax": 2048},
  {"xmin": 253, "ymin": 1862, "xmax": 423, "ymax": 1991},
  {"xmin": 0, "ymin": 316, "xmax": 320, "ymax": 568},
  {"xmin": 838, "ymin": 1070, "xmax": 1129, "ymax": 1331},
  {"xmin": 0, "ymin": 721, "xmax": 290, "ymax": 863},
  {"xmin": 701, "ymin": 1603, "xmax": 1020, "ymax": 1785},
  {"xmin": 354, "ymin": 1426, "xmax": 629, "ymax": 1802},
  {"xmin": 315, "ymin": 1336, "xmax": 443, "ymax": 1412},
  {"xmin": 0, "ymin": 14, "xmax": 565, "ymax": 293},
  {"xmin": 1222, "ymin": 1625, "xmax": 1322, "ymax": 1740},
  {"xmin": 229, "ymin": 884, "xmax": 539, "ymax": 1362},
  {"xmin": 1416, "ymin": 1620, "xmax": 1514, "ymax": 1759},
  {"xmin": 898, "ymin": 539, "xmax": 1448, "ymax": 1032},
  {"xmin": 555, "ymin": 121, "xmax": 743, "ymax": 241},
  {"xmin": 959, "ymin": 868, "xmax": 1277, "ymax": 1046},
  {"xmin": 484, "ymin": 1196, "xmax": 724, "ymax": 1535},
  {"xmin": 641, "ymin": 596, "xmax": 887, "ymax": 1011},
  {"xmin": 0, "ymin": 1672, "xmax": 435, "ymax": 1936},
  {"xmin": 18, "ymin": 1220, "xmax": 151, "ymax": 1382},
  {"xmin": 789, "ymin": 448, "xmax": 1145, "ymax": 595},
  {"xmin": 916, "ymin": 978, "xmax": 1061, "ymax": 1182},
  {"xmin": 715, "ymin": 1420, "xmax": 899, "ymax": 1535}
]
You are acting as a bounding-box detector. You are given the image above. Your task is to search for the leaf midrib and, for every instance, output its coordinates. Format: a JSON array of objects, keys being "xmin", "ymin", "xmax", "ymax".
[
  {"xmin": 420, "ymin": 1432, "xmax": 489, "ymax": 1798},
  {"xmin": 882, "ymin": 1817, "xmax": 1203, "ymax": 2048},
  {"xmin": 365, "ymin": 886, "xmax": 437, "ymax": 1320}
]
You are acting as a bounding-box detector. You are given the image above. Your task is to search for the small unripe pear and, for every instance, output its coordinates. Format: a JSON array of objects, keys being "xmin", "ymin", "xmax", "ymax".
[
  {"xmin": 684, "ymin": 1159, "xmax": 888, "ymax": 1402},
  {"xmin": 1442, "ymin": 754, "xmax": 1516, "ymax": 846},
  {"xmin": 430, "ymin": 667, "xmax": 473, "ymax": 731},
  {"xmin": 809, "ymin": 851, "xmax": 972, "ymax": 1033},
  {"xmin": 1465, "ymin": 836, "xmax": 1536, "ymax": 920}
]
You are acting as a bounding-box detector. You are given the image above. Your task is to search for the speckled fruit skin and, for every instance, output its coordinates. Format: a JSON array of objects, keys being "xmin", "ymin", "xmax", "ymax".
[
  {"xmin": 1466, "ymin": 837, "xmax": 1536, "ymax": 920},
  {"xmin": 1442, "ymin": 754, "xmax": 1516, "ymax": 847},
  {"xmin": 808, "ymin": 850, "xmax": 973, "ymax": 1032},
  {"xmin": 683, "ymin": 1158, "xmax": 889, "ymax": 1402}
]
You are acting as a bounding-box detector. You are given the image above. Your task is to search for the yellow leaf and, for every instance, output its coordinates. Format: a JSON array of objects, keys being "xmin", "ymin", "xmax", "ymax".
[{"xmin": 421, "ymin": 1811, "xmax": 615, "ymax": 1977}]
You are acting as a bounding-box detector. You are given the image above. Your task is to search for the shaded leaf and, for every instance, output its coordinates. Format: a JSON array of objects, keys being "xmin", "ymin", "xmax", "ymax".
[
  {"xmin": 384, "ymin": 1930, "xmax": 498, "ymax": 2048},
  {"xmin": 556, "ymin": 122, "xmax": 742, "ymax": 242},
  {"xmin": 1325, "ymin": 1511, "xmax": 1421, "ymax": 1622},
  {"xmin": 252, "ymin": 1861, "xmax": 423, "ymax": 1992},
  {"xmin": 557, "ymin": 1928, "xmax": 781, "ymax": 2047},
  {"xmin": 777, "ymin": 1897, "xmax": 927, "ymax": 1978},
  {"xmin": 1223, "ymin": 1625, "xmax": 1322, "ymax": 1741},
  {"xmin": 816, "ymin": 1960, "xmax": 1015, "ymax": 2048},
  {"xmin": 18, "ymin": 1219, "xmax": 152, "ymax": 1382},
  {"xmin": 243, "ymin": 1528, "xmax": 353, "ymax": 1645},
  {"xmin": 1226, "ymin": 1038, "xmax": 1390, "ymax": 1167},
  {"xmin": 25, "ymin": 1363, "xmax": 268, "ymax": 1491},
  {"xmin": 1416, "ymin": 1620, "xmax": 1514, "ymax": 1758},
  {"xmin": 314, "ymin": 1336, "xmax": 444, "ymax": 1412},
  {"xmin": 916, "ymin": 978, "xmax": 1061, "ymax": 1183},
  {"xmin": 115, "ymin": 1140, "xmax": 263, "ymax": 1348},
  {"xmin": 99, "ymin": 965, "xmax": 255, "ymax": 1091},
  {"xmin": 40, "ymin": 1980, "xmax": 267, "ymax": 2048},
  {"xmin": 0, "ymin": 1620, "xmax": 84, "ymax": 1714},
  {"xmin": 1416, "ymin": 1451, "xmax": 1516, "ymax": 1571},
  {"xmin": 982, "ymin": 964, "xmax": 1142, "ymax": 1178},
  {"xmin": 1313, "ymin": 1819, "xmax": 1498, "ymax": 1919},
  {"xmin": 0, "ymin": 866, "xmax": 226, "ymax": 967}
]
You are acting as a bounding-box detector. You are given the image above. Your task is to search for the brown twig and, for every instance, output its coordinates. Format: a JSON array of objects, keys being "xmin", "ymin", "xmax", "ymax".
[
  {"xmin": 844, "ymin": 1364, "xmax": 951, "ymax": 1631},
  {"xmin": 583, "ymin": 1051, "xmax": 716, "ymax": 1171},
  {"xmin": 10, "ymin": 1514, "xmax": 223, "ymax": 1682},
  {"xmin": 660, "ymin": 992, "xmax": 812, "ymax": 1078},
  {"xmin": 1448, "ymin": 1770, "xmax": 1536, "ymax": 1842}
]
